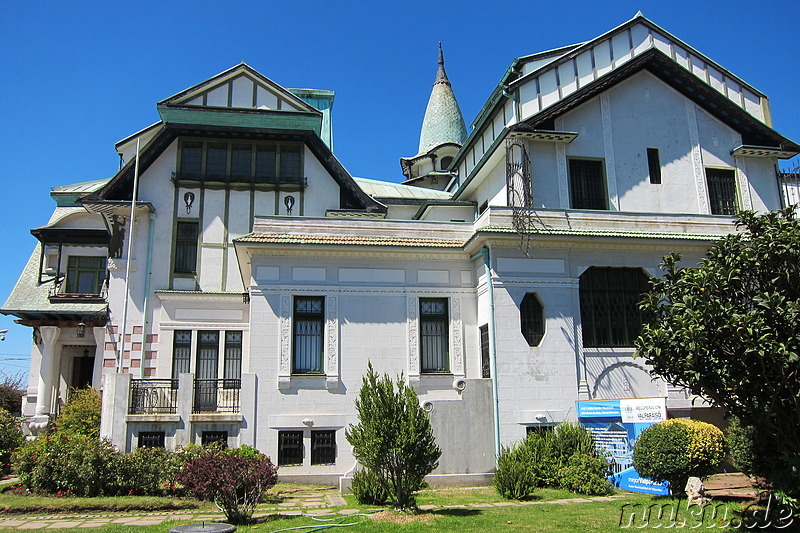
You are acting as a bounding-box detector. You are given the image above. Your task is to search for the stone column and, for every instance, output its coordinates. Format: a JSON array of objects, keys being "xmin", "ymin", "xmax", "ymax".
[
  {"xmin": 175, "ymin": 373, "xmax": 194, "ymax": 448},
  {"xmin": 92, "ymin": 327, "xmax": 105, "ymax": 389},
  {"xmin": 34, "ymin": 326, "xmax": 61, "ymax": 417}
]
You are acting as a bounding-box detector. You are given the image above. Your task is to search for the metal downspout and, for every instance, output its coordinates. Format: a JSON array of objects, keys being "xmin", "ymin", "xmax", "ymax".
[
  {"xmin": 139, "ymin": 212, "xmax": 156, "ymax": 378},
  {"xmin": 472, "ymin": 246, "xmax": 501, "ymax": 460}
]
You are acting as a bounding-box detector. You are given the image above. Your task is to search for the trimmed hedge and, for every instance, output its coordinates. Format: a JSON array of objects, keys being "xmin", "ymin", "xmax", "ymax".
[{"xmin": 633, "ymin": 419, "xmax": 725, "ymax": 494}]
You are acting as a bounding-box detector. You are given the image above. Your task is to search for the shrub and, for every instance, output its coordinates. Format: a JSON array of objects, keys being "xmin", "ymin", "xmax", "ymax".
[
  {"xmin": 53, "ymin": 388, "xmax": 102, "ymax": 438},
  {"xmin": 0, "ymin": 408, "xmax": 24, "ymax": 475},
  {"xmin": 633, "ymin": 419, "xmax": 725, "ymax": 494},
  {"xmin": 557, "ymin": 454, "xmax": 613, "ymax": 496},
  {"xmin": 494, "ymin": 445, "xmax": 537, "ymax": 500},
  {"xmin": 0, "ymin": 373, "xmax": 24, "ymax": 416},
  {"xmin": 547, "ymin": 422, "xmax": 595, "ymax": 461},
  {"xmin": 351, "ymin": 467, "xmax": 390, "ymax": 505},
  {"xmin": 13, "ymin": 434, "xmax": 120, "ymax": 497},
  {"xmin": 346, "ymin": 363, "xmax": 441, "ymax": 511},
  {"xmin": 118, "ymin": 446, "xmax": 186, "ymax": 496},
  {"xmin": 177, "ymin": 448, "xmax": 278, "ymax": 524}
]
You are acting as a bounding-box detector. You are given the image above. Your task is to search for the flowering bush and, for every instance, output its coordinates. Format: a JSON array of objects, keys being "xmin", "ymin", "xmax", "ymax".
[
  {"xmin": 633, "ymin": 419, "xmax": 725, "ymax": 494},
  {"xmin": 176, "ymin": 448, "xmax": 278, "ymax": 524}
]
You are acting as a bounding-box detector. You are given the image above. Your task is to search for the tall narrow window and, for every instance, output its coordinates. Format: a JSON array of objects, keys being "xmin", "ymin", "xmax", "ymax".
[
  {"xmin": 279, "ymin": 146, "xmax": 302, "ymax": 184},
  {"xmin": 579, "ymin": 267, "xmax": 650, "ymax": 347},
  {"xmin": 647, "ymin": 148, "xmax": 661, "ymax": 184},
  {"xmin": 65, "ymin": 256, "xmax": 106, "ymax": 294},
  {"xmin": 180, "ymin": 142, "xmax": 202, "ymax": 179},
  {"xmin": 311, "ymin": 430, "xmax": 336, "ymax": 465},
  {"xmin": 278, "ymin": 430, "xmax": 304, "ymax": 466},
  {"xmin": 205, "ymin": 143, "xmax": 228, "ymax": 181},
  {"xmin": 255, "ymin": 144, "xmax": 277, "ymax": 183},
  {"xmin": 195, "ymin": 331, "xmax": 219, "ymax": 411},
  {"xmin": 174, "ymin": 221, "xmax": 199, "ymax": 274},
  {"xmin": 706, "ymin": 168, "xmax": 738, "ymax": 215},
  {"xmin": 172, "ymin": 331, "xmax": 192, "ymax": 385},
  {"xmin": 231, "ymin": 145, "xmax": 252, "ymax": 181},
  {"xmin": 520, "ymin": 293, "xmax": 545, "ymax": 347},
  {"xmin": 293, "ymin": 297, "xmax": 324, "ymax": 374},
  {"xmin": 420, "ymin": 298, "xmax": 449, "ymax": 373},
  {"xmin": 224, "ymin": 331, "xmax": 242, "ymax": 385},
  {"xmin": 569, "ymin": 159, "xmax": 607, "ymax": 210},
  {"xmin": 479, "ymin": 324, "xmax": 490, "ymax": 378}
]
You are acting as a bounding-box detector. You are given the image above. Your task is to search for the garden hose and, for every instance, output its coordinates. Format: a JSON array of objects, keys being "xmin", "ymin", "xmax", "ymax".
[{"xmin": 267, "ymin": 511, "xmax": 380, "ymax": 533}]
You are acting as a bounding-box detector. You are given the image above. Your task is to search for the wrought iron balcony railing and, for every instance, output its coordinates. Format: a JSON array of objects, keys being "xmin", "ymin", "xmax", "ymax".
[
  {"xmin": 193, "ymin": 379, "xmax": 241, "ymax": 414},
  {"xmin": 129, "ymin": 379, "xmax": 178, "ymax": 414}
]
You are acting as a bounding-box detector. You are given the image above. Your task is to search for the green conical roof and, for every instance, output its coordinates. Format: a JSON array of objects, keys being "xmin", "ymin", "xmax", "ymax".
[{"xmin": 417, "ymin": 44, "xmax": 468, "ymax": 155}]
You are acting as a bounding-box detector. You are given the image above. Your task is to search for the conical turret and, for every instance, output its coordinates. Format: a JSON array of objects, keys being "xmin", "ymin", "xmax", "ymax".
[{"xmin": 418, "ymin": 43, "xmax": 468, "ymax": 154}]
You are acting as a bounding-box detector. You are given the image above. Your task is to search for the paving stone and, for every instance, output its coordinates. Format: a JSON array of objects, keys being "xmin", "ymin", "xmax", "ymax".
[
  {"xmin": 78, "ymin": 520, "xmax": 112, "ymax": 528},
  {"xmin": 469, "ymin": 503, "xmax": 494, "ymax": 508},
  {"xmin": 493, "ymin": 502, "xmax": 519, "ymax": 507},
  {"xmin": 19, "ymin": 522, "xmax": 53, "ymax": 529},
  {"xmin": 337, "ymin": 509, "xmax": 362, "ymax": 515},
  {"xmin": 418, "ymin": 504, "xmax": 437, "ymax": 511},
  {"xmin": 326, "ymin": 494, "xmax": 347, "ymax": 506},
  {"xmin": 111, "ymin": 517, "xmax": 142, "ymax": 524},
  {"xmin": 47, "ymin": 521, "xmax": 85, "ymax": 529},
  {"xmin": 166, "ymin": 515, "xmax": 195, "ymax": 521},
  {"xmin": 305, "ymin": 509, "xmax": 334, "ymax": 516},
  {"xmin": 278, "ymin": 502, "xmax": 296, "ymax": 507},
  {"xmin": 302, "ymin": 502, "xmax": 325, "ymax": 507},
  {"xmin": 277, "ymin": 511, "xmax": 302, "ymax": 517},
  {"xmin": 519, "ymin": 501, "xmax": 543, "ymax": 505},
  {"xmin": 0, "ymin": 520, "xmax": 27, "ymax": 526},
  {"xmin": 127, "ymin": 519, "xmax": 165, "ymax": 526}
]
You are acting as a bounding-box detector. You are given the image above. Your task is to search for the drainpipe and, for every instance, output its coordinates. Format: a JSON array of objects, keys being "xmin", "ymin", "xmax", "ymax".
[
  {"xmin": 139, "ymin": 212, "xmax": 156, "ymax": 378},
  {"xmin": 471, "ymin": 246, "xmax": 501, "ymax": 460}
]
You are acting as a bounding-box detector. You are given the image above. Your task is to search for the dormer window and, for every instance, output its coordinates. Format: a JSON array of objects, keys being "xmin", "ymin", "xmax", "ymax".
[
  {"xmin": 440, "ymin": 156, "xmax": 453, "ymax": 171},
  {"xmin": 65, "ymin": 256, "xmax": 106, "ymax": 295}
]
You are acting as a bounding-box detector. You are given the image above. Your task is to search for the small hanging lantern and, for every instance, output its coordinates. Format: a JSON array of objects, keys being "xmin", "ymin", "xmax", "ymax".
[{"xmin": 76, "ymin": 320, "xmax": 86, "ymax": 338}]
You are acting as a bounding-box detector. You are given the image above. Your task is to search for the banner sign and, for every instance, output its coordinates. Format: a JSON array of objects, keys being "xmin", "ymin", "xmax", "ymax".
[{"xmin": 576, "ymin": 398, "xmax": 670, "ymax": 495}]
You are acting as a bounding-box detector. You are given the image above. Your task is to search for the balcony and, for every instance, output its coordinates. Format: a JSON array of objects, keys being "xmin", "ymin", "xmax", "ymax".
[
  {"xmin": 193, "ymin": 379, "xmax": 241, "ymax": 414},
  {"xmin": 129, "ymin": 379, "xmax": 178, "ymax": 414}
]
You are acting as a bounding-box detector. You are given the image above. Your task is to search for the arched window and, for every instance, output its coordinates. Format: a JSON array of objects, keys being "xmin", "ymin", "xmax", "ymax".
[
  {"xmin": 440, "ymin": 156, "xmax": 453, "ymax": 171},
  {"xmin": 520, "ymin": 293, "xmax": 545, "ymax": 347},
  {"xmin": 579, "ymin": 267, "xmax": 650, "ymax": 347}
]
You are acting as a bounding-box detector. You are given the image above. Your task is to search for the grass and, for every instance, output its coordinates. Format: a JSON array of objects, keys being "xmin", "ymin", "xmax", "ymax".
[
  {"xmin": 0, "ymin": 493, "xmax": 207, "ymax": 515},
  {"xmin": 0, "ymin": 483, "xmax": 780, "ymax": 532}
]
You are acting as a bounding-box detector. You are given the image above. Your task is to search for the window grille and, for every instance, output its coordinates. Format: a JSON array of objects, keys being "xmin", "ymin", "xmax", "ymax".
[
  {"xmin": 174, "ymin": 221, "xmax": 199, "ymax": 274},
  {"xmin": 201, "ymin": 431, "xmax": 228, "ymax": 448},
  {"xmin": 195, "ymin": 331, "xmax": 219, "ymax": 411},
  {"xmin": 138, "ymin": 431, "xmax": 165, "ymax": 448},
  {"xmin": 520, "ymin": 293, "xmax": 545, "ymax": 347},
  {"xmin": 579, "ymin": 267, "xmax": 650, "ymax": 347},
  {"xmin": 293, "ymin": 297, "xmax": 324, "ymax": 374},
  {"xmin": 420, "ymin": 298, "xmax": 449, "ymax": 373},
  {"xmin": 479, "ymin": 324, "xmax": 490, "ymax": 378},
  {"xmin": 706, "ymin": 168, "xmax": 738, "ymax": 215},
  {"xmin": 224, "ymin": 331, "xmax": 242, "ymax": 385},
  {"xmin": 569, "ymin": 159, "xmax": 607, "ymax": 210},
  {"xmin": 278, "ymin": 430, "xmax": 304, "ymax": 466},
  {"xmin": 311, "ymin": 430, "xmax": 336, "ymax": 465}
]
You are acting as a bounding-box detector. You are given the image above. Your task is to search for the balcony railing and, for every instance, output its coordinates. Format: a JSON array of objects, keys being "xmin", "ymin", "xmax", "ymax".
[
  {"xmin": 171, "ymin": 171, "xmax": 306, "ymax": 188},
  {"xmin": 193, "ymin": 379, "xmax": 241, "ymax": 414},
  {"xmin": 129, "ymin": 379, "xmax": 178, "ymax": 414}
]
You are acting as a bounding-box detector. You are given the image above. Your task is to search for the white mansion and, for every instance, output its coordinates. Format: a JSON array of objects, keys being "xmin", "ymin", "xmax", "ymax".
[{"xmin": 4, "ymin": 14, "xmax": 799, "ymax": 486}]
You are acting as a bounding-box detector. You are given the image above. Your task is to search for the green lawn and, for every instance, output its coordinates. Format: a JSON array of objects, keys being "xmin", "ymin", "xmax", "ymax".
[{"xmin": 0, "ymin": 484, "xmax": 771, "ymax": 533}]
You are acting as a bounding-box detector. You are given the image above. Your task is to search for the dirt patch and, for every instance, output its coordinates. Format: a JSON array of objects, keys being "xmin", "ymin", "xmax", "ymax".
[{"xmin": 370, "ymin": 510, "xmax": 435, "ymax": 524}]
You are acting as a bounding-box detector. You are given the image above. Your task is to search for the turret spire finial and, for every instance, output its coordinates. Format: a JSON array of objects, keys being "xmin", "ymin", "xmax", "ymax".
[{"xmin": 435, "ymin": 42, "xmax": 449, "ymax": 86}]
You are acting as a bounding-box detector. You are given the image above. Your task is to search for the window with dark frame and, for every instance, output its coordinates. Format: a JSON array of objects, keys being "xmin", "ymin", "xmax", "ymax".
[
  {"xmin": 440, "ymin": 156, "xmax": 454, "ymax": 171},
  {"xmin": 568, "ymin": 159, "xmax": 607, "ymax": 210},
  {"xmin": 138, "ymin": 431, "xmax": 165, "ymax": 448},
  {"xmin": 579, "ymin": 267, "xmax": 651, "ymax": 348},
  {"xmin": 526, "ymin": 425, "xmax": 554, "ymax": 437},
  {"xmin": 201, "ymin": 431, "xmax": 228, "ymax": 447},
  {"xmin": 174, "ymin": 221, "xmax": 199, "ymax": 274},
  {"xmin": 278, "ymin": 430, "xmax": 304, "ymax": 466},
  {"xmin": 177, "ymin": 140, "xmax": 304, "ymax": 185},
  {"xmin": 706, "ymin": 168, "xmax": 739, "ymax": 215},
  {"xmin": 293, "ymin": 297, "xmax": 324, "ymax": 374},
  {"xmin": 223, "ymin": 331, "xmax": 242, "ymax": 387},
  {"xmin": 65, "ymin": 256, "xmax": 106, "ymax": 294},
  {"xmin": 311, "ymin": 430, "xmax": 336, "ymax": 465},
  {"xmin": 520, "ymin": 293, "xmax": 545, "ymax": 347},
  {"xmin": 172, "ymin": 331, "xmax": 192, "ymax": 387},
  {"xmin": 647, "ymin": 148, "xmax": 661, "ymax": 184},
  {"xmin": 420, "ymin": 298, "xmax": 449, "ymax": 373},
  {"xmin": 479, "ymin": 324, "xmax": 490, "ymax": 378}
]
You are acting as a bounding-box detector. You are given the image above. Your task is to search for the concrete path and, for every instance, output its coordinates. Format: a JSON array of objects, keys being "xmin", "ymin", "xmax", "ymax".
[{"xmin": 0, "ymin": 493, "xmax": 627, "ymax": 530}]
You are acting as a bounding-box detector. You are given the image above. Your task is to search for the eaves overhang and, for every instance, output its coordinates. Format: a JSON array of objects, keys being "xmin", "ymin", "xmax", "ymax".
[
  {"xmin": 30, "ymin": 227, "xmax": 110, "ymax": 246},
  {"xmin": 157, "ymin": 106, "xmax": 322, "ymax": 137}
]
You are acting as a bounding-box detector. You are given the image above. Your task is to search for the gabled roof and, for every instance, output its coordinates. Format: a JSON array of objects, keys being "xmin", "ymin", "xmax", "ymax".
[
  {"xmin": 450, "ymin": 13, "xmax": 800, "ymax": 199},
  {"xmin": 158, "ymin": 63, "xmax": 320, "ymax": 115}
]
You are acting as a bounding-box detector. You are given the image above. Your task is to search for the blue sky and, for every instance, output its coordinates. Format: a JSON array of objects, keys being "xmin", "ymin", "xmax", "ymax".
[{"xmin": 1, "ymin": 1, "xmax": 799, "ymax": 380}]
